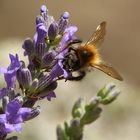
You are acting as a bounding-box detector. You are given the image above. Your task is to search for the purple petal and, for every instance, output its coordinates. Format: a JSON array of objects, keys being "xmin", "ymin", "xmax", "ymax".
[
  {"xmin": 46, "ymin": 91, "xmax": 56, "ymax": 101},
  {"xmin": 60, "ymin": 25, "xmax": 78, "ymax": 49},
  {"xmin": 18, "ymin": 108, "xmax": 32, "ymax": 121},
  {"xmin": 50, "ymin": 63, "xmax": 64, "ymax": 79},
  {"xmin": 13, "ymin": 123, "xmax": 22, "ymax": 133},
  {"xmin": 9, "ymin": 114, "xmax": 23, "ymax": 124},
  {"xmin": 3, "ymin": 123, "xmax": 15, "ymax": 133},
  {"xmin": 58, "ymin": 61, "xmax": 70, "ymax": 78},
  {"xmin": 3, "ymin": 54, "xmax": 20, "ymax": 89},
  {"xmin": 6, "ymin": 100, "xmax": 21, "ymax": 115},
  {"xmin": 0, "ymin": 114, "xmax": 7, "ymax": 123},
  {"xmin": 8, "ymin": 54, "xmax": 20, "ymax": 71},
  {"xmin": 0, "ymin": 67, "xmax": 7, "ymax": 74},
  {"xmin": 42, "ymin": 52, "xmax": 56, "ymax": 66},
  {"xmin": 65, "ymin": 26, "xmax": 78, "ymax": 36},
  {"xmin": 4, "ymin": 72, "xmax": 16, "ymax": 89}
]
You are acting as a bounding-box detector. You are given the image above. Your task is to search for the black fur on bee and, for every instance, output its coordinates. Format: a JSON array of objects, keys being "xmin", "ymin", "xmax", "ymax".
[{"xmin": 62, "ymin": 39, "xmax": 87, "ymax": 81}]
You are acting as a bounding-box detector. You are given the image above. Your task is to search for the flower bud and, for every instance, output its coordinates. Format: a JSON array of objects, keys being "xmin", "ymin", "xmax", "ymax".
[
  {"xmin": 58, "ymin": 12, "xmax": 70, "ymax": 34},
  {"xmin": 81, "ymin": 107, "xmax": 102, "ymax": 125},
  {"xmin": 42, "ymin": 52, "xmax": 56, "ymax": 67},
  {"xmin": 40, "ymin": 5, "xmax": 48, "ymax": 21},
  {"xmin": 100, "ymin": 89, "xmax": 120, "ymax": 105},
  {"xmin": 85, "ymin": 96, "xmax": 101, "ymax": 111},
  {"xmin": 48, "ymin": 22, "xmax": 59, "ymax": 41},
  {"xmin": 72, "ymin": 98, "xmax": 85, "ymax": 118},
  {"xmin": 29, "ymin": 78, "xmax": 39, "ymax": 92},
  {"xmin": 97, "ymin": 82, "xmax": 116, "ymax": 98},
  {"xmin": 69, "ymin": 118, "xmax": 83, "ymax": 139},
  {"xmin": 56, "ymin": 125, "xmax": 67, "ymax": 140},
  {"xmin": 34, "ymin": 43, "xmax": 46, "ymax": 60},
  {"xmin": 16, "ymin": 68, "xmax": 32, "ymax": 89},
  {"xmin": 22, "ymin": 38, "xmax": 34, "ymax": 57},
  {"xmin": 37, "ymin": 81, "xmax": 57, "ymax": 99},
  {"xmin": 40, "ymin": 5, "xmax": 48, "ymax": 14},
  {"xmin": 71, "ymin": 118, "xmax": 80, "ymax": 128},
  {"xmin": 37, "ymin": 75, "xmax": 52, "ymax": 92}
]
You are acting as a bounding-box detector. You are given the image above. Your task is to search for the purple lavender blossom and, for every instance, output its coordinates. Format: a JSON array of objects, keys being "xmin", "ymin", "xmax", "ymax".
[
  {"xmin": 0, "ymin": 97, "xmax": 40, "ymax": 137},
  {"xmin": 0, "ymin": 54, "xmax": 20, "ymax": 89}
]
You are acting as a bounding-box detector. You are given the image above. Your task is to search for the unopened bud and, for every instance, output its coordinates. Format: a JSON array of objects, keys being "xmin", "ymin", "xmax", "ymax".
[
  {"xmin": 86, "ymin": 96, "xmax": 101, "ymax": 111},
  {"xmin": 56, "ymin": 125, "xmax": 67, "ymax": 140},
  {"xmin": 58, "ymin": 12, "xmax": 70, "ymax": 34},
  {"xmin": 16, "ymin": 68, "xmax": 32, "ymax": 89},
  {"xmin": 81, "ymin": 107, "xmax": 102, "ymax": 125},
  {"xmin": 48, "ymin": 22, "xmax": 59, "ymax": 41},
  {"xmin": 29, "ymin": 78, "xmax": 39, "ymax": 93},
  {"xmin": 22, "ymin": 38, "xmax": 34, "ymax": 57},
  {"xmin": 100, "ymin": 89, "xmax": 120, "ymax": 105},
  {"xmin": 42, "ymin": 52, "xmax": 56, "ymax": 67},
  {"xmin": 97, "ymin": 82, "xmax": 116, "ymax": 98},
  {"xmin": 72, "ymin": 98, "xmax": 85, "ymax": 118},
  {"xmin": 34, "ymin": 43, "xmax": 46, "ymax": 60},
  {"xmin": 69, "ymin": 118, "xmax": 83, "ymax": 139}
]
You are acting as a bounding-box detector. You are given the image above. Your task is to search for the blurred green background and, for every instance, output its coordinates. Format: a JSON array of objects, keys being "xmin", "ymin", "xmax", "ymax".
[{"xmin": 0, "ymin": 0, "xmax": 139, "ymax": 140}]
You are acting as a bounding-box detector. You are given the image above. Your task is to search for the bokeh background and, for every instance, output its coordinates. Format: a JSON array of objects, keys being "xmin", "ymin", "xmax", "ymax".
[{"xmin": 0, "ymin": 0, "xmax": 140, "ymax": 140}]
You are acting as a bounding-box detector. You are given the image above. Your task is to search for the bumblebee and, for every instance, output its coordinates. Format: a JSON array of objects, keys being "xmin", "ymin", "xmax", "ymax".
[{"xmin": 62, "ymin": 21, "xmax": 123, "ymax": 81}]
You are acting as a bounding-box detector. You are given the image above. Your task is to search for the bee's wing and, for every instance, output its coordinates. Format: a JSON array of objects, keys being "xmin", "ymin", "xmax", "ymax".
[
  {"xmin": 90, "ymin": 63, "xmax": 123, "ymax": 81},
  {"xmin": 85, "ymin": 21, "xmax": 106, "ymax": 47}
]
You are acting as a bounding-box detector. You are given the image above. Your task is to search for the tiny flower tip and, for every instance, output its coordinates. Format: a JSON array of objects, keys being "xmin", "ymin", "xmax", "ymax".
[
  {"xmin": 71, "ymin": 118, "xmax": 80, "ymax": 127},
  {"xmin": 40, "ymin": 5, "xmax": 48, "ymax": 13},
  {"xmin": 106, "ymin": 82, "xmax": 116, "ymax": 91},
  {"xmin": 110, "ymin": 89, "xmax": 121, "ymax": 97},
  {"xmin": 63, "ymin": 12, "xmax": 70, "ymax": 19}
]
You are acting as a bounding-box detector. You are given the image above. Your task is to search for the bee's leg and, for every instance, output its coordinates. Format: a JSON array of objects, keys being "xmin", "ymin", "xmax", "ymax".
[
  {"xmin": 67, "ymin": 39, "xmax": 82, "ymax": 48},
  {"xmin": 67, "ymin": 71, "xmax": 86, "ymax": 81}
]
